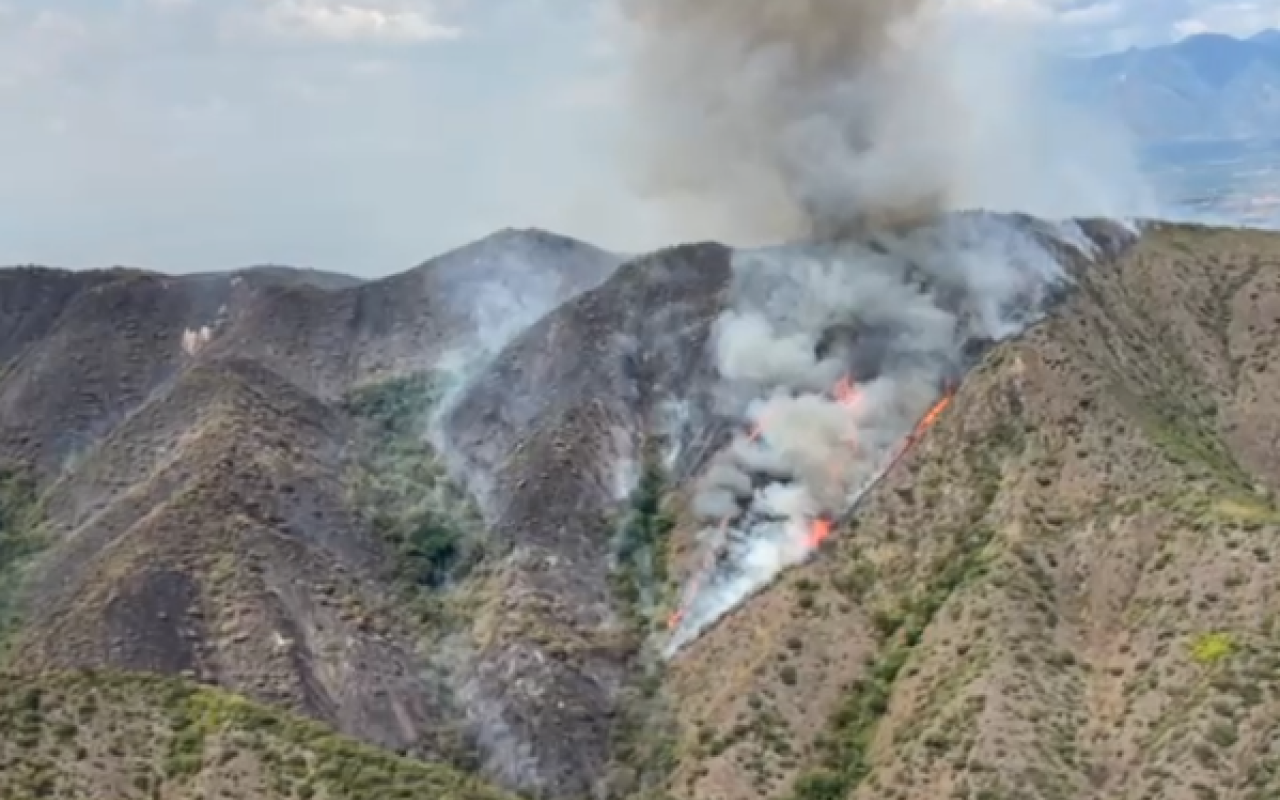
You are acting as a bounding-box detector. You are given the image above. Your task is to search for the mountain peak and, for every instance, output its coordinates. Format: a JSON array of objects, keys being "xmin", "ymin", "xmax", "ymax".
[
  {"xmin": 1250, "ymin": 28, "xmax": 1280, "ymax": 46},
  {"xmin": 1064, "ymin": 28, "xmax": 1280, "ymax": 141},
  {"xmin": 405, "ymin": 226, "xmax": 618, "ymax": 276}
]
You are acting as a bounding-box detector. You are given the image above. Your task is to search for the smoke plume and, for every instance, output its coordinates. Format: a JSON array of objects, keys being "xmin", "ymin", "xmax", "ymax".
[
  {"xmin": 614, "ymin": 0, "xmax": 1152, "ymax": 245},
  {"xmin": 609, "ymin": 0, "xmax": 1147, "ymax": 652},
  {"xmin": 666, "ymin": 215, "xmax": 1108, "ymax": 652}
]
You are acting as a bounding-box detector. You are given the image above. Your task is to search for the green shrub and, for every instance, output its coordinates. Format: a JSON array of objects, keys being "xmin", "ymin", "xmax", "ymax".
[
  {"xmin": 344, "ymin": 374, "xmax": 438, "ymax": 437},
  {"xmin": 786, "ymin": 522, "xmax": 995, "ymax": 800},
  {"xmin": 0, "ymin": 463, "xmax": 45, "ymax": 651},
  {"xmin": 1190, "ymin": 632, "xmax": 1234, "ymax": 666},
  {"xmin": 793, "ymin": 769, "xmax": 846, "ymax": 800},
  {"xmin": 612, "ymin": 460, "xmax": 676, "ymax": 623},
  {"xmin": 0, "ymin": 465, "xmax": 40, "ymax": 564},
  {"xmin": 344, "ymin": 372, "xmax": 484, "ymax": 592}
]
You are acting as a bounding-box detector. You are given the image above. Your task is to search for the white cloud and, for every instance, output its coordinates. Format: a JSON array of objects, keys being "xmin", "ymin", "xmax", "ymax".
[
  {"xmin": 949, "ymin": 0, "xmax": 1057, "ymax": 23},
  {"xmin": 0, "ymin": 0, "xmax": 590, "ymax": 274},
  {"xmin": 1173, "ymin": 16, "xmax": 1216, "ymax": 37},
  {"xmin": 26, "ymin": 8, "xmax": 89, "ymax": 39},
  {"xmin": 1060, "ymin": 2, "xmax": 1124, "ymax": 26},
  {"xmin": 1171, "ymin": 1, "xmax": 1280, "ymax": 40},
  {"xmin": 249, "ymin": 0, "xmax": 461, "ymax": 44},
  {"xmin": 0, "ymin": 9, "xmax": 93, "ymax": 87},
  {"xmin": 0, "ymin": 0, "xmax": 1273, "ymax": 275},
  {"xmin": 947, "ymin": 0, "xmax": 1279, "ymax": 52},
  {"xmin": 551, "ymin": 73, "xmax": 616, "ymax": 109},
  {"xmin": 946, "ymin": 0, "xmax": 1118, "ymax": 25}
]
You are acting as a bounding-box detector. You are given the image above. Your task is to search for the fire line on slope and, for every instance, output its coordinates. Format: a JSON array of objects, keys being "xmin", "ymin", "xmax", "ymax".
[{"xmin": 665, "ymin": 380, "xmax": 955, "ymax": 642}]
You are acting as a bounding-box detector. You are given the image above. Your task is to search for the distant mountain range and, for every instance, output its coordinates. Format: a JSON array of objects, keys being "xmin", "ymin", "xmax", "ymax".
[{"xmin": 1063, "ymin": 30, "xmax": 1280, "ymax": 143}]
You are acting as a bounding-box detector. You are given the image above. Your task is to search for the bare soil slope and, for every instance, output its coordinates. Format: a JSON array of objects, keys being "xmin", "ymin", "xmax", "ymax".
[
  {"xmin": 438, "ymin": 243, "xmax": 734, "ymax": 798},
  {"xmin": 0, "ymin": 670, "xmax": 514, "ymax": 800},
  {"xmin": 0, "ymin": 231, "xmax": 620, "ymax": 797},
  {"xmin": 665, "ymin": 222, "xmax": 1280, "ymax": 800},
  {"xmin": 2, "ymin": 220, "xmax": 1279, "ymax": 800}
]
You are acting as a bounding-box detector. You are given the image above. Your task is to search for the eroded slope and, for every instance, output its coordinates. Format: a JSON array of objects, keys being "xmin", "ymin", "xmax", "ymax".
[
  {"xmin": 441, "ymin": 243, "xmax": 733, "ymax": 799},
  {"xmin": 3, "ymin": 220, "xmax": 1278, "ymax": 800},
  {"xmin": 0, "ymin": 671, "xmax": 514, "ymax": 800},
  {"xmin": 4, "ymin": 358, "xmax": 471, "ymax": 759},
  {"xmin": 0, "ymin": 230, "xmax": 621, "ymax": 795},
  {"xmin": 664, "ymin": 222, "xmax": 1280, "ymax": 800}
]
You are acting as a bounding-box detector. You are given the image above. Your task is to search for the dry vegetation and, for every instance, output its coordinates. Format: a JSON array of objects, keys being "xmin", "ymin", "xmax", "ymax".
[
  {"xmin": 1, "ymin": 221, "xmax": 1279, "ymax": 800},
  {"xmin": 0, "ymin": 671, "xmax": 513, "ymax": 800},
  {"xmin": 664, "ymin": 223, "xmax": 1280, "ymax": 800}
]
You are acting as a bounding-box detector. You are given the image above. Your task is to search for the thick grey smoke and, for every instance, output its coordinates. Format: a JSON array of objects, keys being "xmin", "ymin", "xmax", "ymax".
[
  {"xmin": 614, "ymin": 0, "xmax": 1152, "ymax": 246},
  {"xmin": 618, "ymin": 0, "xmax": 931, "ymax": 241},
  {"xmin": 609, "ymin": 0, "xmax": 1148, "ymax": 653},
  {"xmin": 665, "ymin": 216, "xmax": 1108, "ymax": 653}
]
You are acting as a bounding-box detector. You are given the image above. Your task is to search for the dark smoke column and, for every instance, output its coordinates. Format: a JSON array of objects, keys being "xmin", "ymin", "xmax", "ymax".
[{"xmin": 616, "ymin": 0, "xmax": 951, "ymax": 244}]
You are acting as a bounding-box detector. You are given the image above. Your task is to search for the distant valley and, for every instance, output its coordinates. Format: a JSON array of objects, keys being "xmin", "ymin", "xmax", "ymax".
[
  {"xmin": 1065, "ymin": 30, "xmax": 1280, "ymax": 144},
  {"xmin": 1063, "ymin": 30, "xmax": 1280, "ymax": 229}
]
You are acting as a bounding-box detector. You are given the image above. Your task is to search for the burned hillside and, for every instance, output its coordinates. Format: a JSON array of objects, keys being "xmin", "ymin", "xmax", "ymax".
[{"xmin": 0, "ymin": 218, "xmax": 1278, "ymax": 800}]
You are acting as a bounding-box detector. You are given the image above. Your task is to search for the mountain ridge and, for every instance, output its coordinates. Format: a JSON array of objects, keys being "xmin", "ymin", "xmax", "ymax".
[
  {"xmin": 2, "ymin": 215, "xmax": 1279, "ymax": 800},
  {"xmin": 1065, "ymin": 29, "xmax": 1280, "ymax": 142}
]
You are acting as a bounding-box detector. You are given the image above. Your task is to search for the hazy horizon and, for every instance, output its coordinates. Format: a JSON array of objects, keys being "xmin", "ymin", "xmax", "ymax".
[{"xmin": 0, "ymin": 0, "xmax": 1277, "ymax": 277}]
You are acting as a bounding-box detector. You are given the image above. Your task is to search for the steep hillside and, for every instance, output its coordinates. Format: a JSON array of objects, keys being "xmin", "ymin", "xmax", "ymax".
[
  {"xmin": 0, "ymin": 230, "xmax": 618, "ymax": 474},
  {"xmin": 438, "ymin": 242, "xmax": 735, "ymax": 798},
  {"xmin": 664, "ymin": 222, "xmax": 1280, "ymax": 800},
  {"xmin": 1, "ymin": 218, "xmax": 1279, "ymax": 800},
  {"xmin": 0, "ymin": 267, "xmax": 130, "ymax": 366},
  {"xmin": 201, "ymin": 228, "xmax": 621, "ymax": 399},
  {"xmin": 0, "ymin": 670, "xmax": 513, "ymax": 800},
  {"xmin": 0, "ymin": 230, "xmax": 620, "ymax": 797},
  {"xmin": 4, "ymin": 357, "xmax": 470, "ymax": 759}
]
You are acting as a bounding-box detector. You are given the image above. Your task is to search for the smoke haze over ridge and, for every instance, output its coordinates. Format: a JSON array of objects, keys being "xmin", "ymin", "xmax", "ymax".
[
  {"xmin": 663, "ymin": 216, "xmax": 1115, "ymax": 652},
  {"xmin": 613, "ymin": 0, "xmax": 1154, "ymax": 246},
  {"xmin": 613, "ymin": 0, "xmax": 1151, "ymax": 651}
]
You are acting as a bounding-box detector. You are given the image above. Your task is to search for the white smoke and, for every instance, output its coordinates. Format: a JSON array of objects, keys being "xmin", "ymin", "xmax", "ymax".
[
  {"xmin": 604, "ymin": 0, "xmax": 1148, "ymax": 652},
  {"xmin": 607, "ymin": 0, "xmax": 1152, "ymax": 247},
  {"xmin": 180, "ymin": 326, "xmax": 213, "ymax": 357},
  {"xmin": 665, "ymin": 215, "xmax": 1105, "ymax": 653}
]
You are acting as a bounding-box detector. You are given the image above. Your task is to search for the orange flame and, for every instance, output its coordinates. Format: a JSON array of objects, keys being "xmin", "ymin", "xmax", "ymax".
[
  {"xmin": 806, "ymin": 517, "xmax": 833, "ymax": 548},
  {"xmin": 667, "ymin": 407, "xmax": 775, "ymax": 629},
  {"xmin": 833, "ymin": 376, "xmax": 859, "ymax": 408},
  {"xmin": 914, "ymin": 393, "xmax": 952, "ymax": 435},
  {"xmin": 667, "ymin": 516, "xmax": 729, "ymax": 630},
  {"xmin": 666, "ymin": 380, "xmax": 955, "ymax": 633},
  {"xmin": 746, "ymin": 404, "xmax": 776, "ymax": 444}
]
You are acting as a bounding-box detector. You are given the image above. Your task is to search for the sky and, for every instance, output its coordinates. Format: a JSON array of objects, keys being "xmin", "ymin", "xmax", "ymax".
[{"xmin": 0, "ymin": 0, "xmax": 1276, "ymax": 275}]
